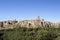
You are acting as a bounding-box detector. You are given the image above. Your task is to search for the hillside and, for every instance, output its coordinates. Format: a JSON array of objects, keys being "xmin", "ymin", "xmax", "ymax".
[
  {"xmin": 0, "ymin": 16, "xmax": 60, "ymax": 40},
  {"xmin": 0, "ymin": 27, "xmax": 60, "ymax": 40}
]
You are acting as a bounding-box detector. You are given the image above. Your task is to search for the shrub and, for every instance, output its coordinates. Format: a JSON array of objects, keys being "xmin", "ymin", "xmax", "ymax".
[{"xmin": 0, "ymin": 27, "xmax": 60, "ymax": 40}]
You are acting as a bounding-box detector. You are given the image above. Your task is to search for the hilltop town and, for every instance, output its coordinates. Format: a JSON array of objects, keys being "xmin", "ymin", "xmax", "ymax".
[{"xmin": 0, "ymin": 16, "xmax": 60, "ymax": 29}]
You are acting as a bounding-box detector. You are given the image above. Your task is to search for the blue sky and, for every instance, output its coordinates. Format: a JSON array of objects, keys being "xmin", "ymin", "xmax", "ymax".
[{"xmin": 0, "ymin": 0, "xmax": 60, "ymax": 21}]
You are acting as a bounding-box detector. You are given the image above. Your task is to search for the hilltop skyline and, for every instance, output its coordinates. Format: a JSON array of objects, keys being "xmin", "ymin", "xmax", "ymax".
[{"xmin": 0, "ymin": 0, "xmax": 60, "ymax": 22}]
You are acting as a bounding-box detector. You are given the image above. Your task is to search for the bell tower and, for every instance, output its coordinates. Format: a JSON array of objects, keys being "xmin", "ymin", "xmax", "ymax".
[{"xmin": 36, "ymin": 16, "xmax": 41, "ymax": 22}]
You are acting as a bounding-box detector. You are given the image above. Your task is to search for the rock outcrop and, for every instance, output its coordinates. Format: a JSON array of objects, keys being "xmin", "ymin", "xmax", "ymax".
[{"xmin": 0, "ymin": 16, "xmax": 60, "ymax": 29}]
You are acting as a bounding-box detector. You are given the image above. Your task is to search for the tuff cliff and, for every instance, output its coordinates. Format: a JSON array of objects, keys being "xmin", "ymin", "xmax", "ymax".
[{"xmin": 0, "ymin": 16, "xmax": 60, "ymax": 29}]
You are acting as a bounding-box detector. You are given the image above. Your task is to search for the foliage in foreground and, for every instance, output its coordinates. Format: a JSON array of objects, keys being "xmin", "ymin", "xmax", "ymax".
[{"xmin": 0, "ymin": 27, "xmax": 60, "ymax": 40}]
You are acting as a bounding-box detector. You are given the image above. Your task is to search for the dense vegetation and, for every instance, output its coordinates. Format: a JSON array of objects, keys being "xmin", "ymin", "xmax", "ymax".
[{"xmin": 0, "ymin": 27, "xmax": 60, "ymax": 40}]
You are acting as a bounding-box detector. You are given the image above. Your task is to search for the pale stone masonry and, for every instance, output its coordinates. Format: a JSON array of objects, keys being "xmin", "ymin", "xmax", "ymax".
[{"xmin": 0, "ymin": 16, "xmax": 60, "ymax": 29}]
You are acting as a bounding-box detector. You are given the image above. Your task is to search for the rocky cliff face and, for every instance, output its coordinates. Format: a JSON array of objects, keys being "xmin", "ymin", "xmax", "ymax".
[{"xmin": 0, "ymin": 16, "xmax": 60, "ymax": 29}]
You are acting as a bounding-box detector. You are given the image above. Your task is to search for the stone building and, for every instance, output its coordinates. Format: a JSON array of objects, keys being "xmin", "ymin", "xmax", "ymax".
[{"xmin": 0, "ymin": 16, "xmax": 60, "ymax": 29}]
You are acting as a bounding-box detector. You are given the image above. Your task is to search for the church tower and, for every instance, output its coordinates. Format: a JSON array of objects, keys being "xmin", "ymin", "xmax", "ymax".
[{"xmin": 36, "ymin": 16, "xmax": 42, "ymax": 22}]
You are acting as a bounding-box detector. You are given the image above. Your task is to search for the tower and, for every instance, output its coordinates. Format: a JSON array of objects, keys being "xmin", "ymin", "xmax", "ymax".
[{"xmin": 36, "ymin": 16, "xmax": 41, "ymax": 22}]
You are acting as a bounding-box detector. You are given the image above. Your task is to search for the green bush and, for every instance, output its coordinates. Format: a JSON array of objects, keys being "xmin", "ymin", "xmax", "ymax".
[{"xmin": 0, "ymin": 27, "xmax": 60, "ymax": 40}]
